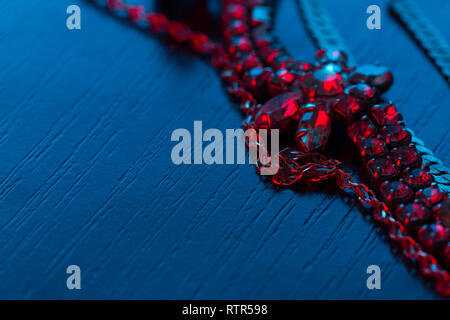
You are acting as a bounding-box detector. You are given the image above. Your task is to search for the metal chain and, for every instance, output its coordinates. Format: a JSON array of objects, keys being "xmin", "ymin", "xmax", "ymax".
[
  {"xmin": 390, "ymin": 0, "xmax": 450, "ymax": 84},
  {"xmin": 408, "ymin": 128, "xmax": 450, "ymax": 193},
  {"xmin": 295, "ymin": 0, "xmax": 356, "ymax": 66}
]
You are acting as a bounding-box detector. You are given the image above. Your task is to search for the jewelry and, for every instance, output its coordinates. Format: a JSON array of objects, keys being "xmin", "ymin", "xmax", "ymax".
[{"xmin": 88, "ymin": 0, "xmax": 450, "ymax": 296}]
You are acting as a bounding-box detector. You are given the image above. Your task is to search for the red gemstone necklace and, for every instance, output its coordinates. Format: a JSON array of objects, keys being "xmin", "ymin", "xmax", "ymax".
[{"xmin": 88, "ymin": 0, "xmax": 449, "ymax": 296}]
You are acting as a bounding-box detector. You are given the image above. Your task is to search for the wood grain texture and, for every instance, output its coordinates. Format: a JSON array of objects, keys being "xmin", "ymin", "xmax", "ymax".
[{"xmin": 0, "ymin": 0, "xmax": 448, "ymax": 299}]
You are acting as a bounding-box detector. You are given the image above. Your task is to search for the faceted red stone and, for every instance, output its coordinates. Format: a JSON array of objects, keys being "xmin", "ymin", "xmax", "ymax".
[
  {"xmin": 242, "ymin": 53, "xmax": 262, "ymax": 71},
  {"xmin": 229, "ymin": 20, "xmax": 247, "ymax": 35},
  {"xmin": 381, "ymin": 124, "xmax": 411, "ymax": 147},
  {"xmin": 347, "ymin": 116, "xmax": 377, "ymax": 144},
  {"xmin": 148, "ymin": 13, "xmax": 168, "ymax": 33},
  {"xmin": 346, "ymin": 84, "xmax": 379, "ymax": 105},
  {"xmin": 358, "ymin": 137, "xmax": 387, "ymax": 159},
  {"xmin": 380, "ymin": 180, "xmax": 414, "ymax": 205},
  {"xmin": 432, "ymin": 199, "xmax": 450, "ymax": 227},
  {"xmin": 243, "ymin": 67, "xmax": 270, "ymax": 98},
  {"xmin": 331, "ymin": 95, "xmax": 361, "ymax": 123},
  {"xmin": 303, "ymin": 64, "xmax": 345, "ymax": 97},
  {"xmin": 395, "ymin": 201, "xmax": 431, "ymax": 233},
  {"xmin": 403, "ymin": 167, "xmax": 432, "ymax": 189},
  {"xmin": 258, "ymin": 46, "xmax": 280, "ymax": 66},
  {"xmin": 254, "ymin": 92, "xmax": 304, "ymax": 133},
  {"xmin": 349, "ymin": 64, "xmax": 393, "ymax": 93},
  {"xmin": 295, "ymin": 107, "xmax": 332, "ymax": 152},
  {"xmin": 276, "ymin": 69, "xmax": 296, "ymax": 83},
  {"xmin": 228, "ymin": 4, "xmax": 246, "ymax": 20},
  {"xmin": 167, "ymin": 22, "xmax": 191, "ymax": 42},
  {"xmin": 390, "ymin": 145, "xmax": 421, "ymax": 169},
  {"xmin": 417, "ymin": 223, "xmax": 448, "ymax": 252},
  {"xmin": 371, "ymin": 103, "xmax": 402, "ymax": 127},
  {"xmin": 367, "ymin": 158, "xmax": 399, "ymax": 183},
  {"xmin": 416, "ymin": 184, "xmax": 447, "ymax": 208}
]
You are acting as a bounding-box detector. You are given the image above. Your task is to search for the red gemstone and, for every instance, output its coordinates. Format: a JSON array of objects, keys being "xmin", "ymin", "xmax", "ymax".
[
  {"xmin": 380, "ymin": 180, "xmax": 414, "ymax": 205},
  {"xmin": 242, "ymin": 53, "xmax": 261, "ymax": 70},
  {"xmin": 371, "ymin": 103, "xmax": 402, "ymax": 127},
  {"xmin": 358, "ymin": 137, "xmax": 387, "ymax": 160},
  {"xmin": 416, "ymin": 184, "xmax": 447, "ymax": 208},
  {"xmin": 347, "ymin": 84, "xmax": 379, "ymax": 104},
  {"xmin": 390, "ymin": 145, "xmax": 421, "ymax": 169},
  {"xmin": 417, "ymin": 223, "xmax": 448, "ymax": 252},
  {"xmin": 228, "ymin": 4, "xmax": 246, "ymax": 19},
  {"xmin": 254, "ymin": 92, "xmax": 304, "ymax": 132},
  {"xmin": 167, "ymin": 22, "xmax": 191, "ymax": 42},
  {"xmin": 230, "ymin": 36, "xmax": 252, "ymax": 54},
  {"xmin": 258, "ymin": 46, "xmax": 280, "ymax": 65},
  {"xmin": 331, "ymin": 95, "xmax": 361, "ymax": 123},
  {"xmin": 347, "ymin": 116, "xmax": 377, "ymax": 143},
  {"xmin": 403, "ymin": 167, "xmax": 432, "ymax": 189},
  {"xmin": 229, "ymin": 20, "xmax": 247, "ymax": 35},
  {"xmin": 381, "ymin": 124, "xmax": 411, "ymax": 147},
  {"xmin": 243, "ymin": 67, "xmax": 270, "ymax": 97},
  {"xmin": 432, "ymin": 198, "xmax": 450, "ymax": 227},
  {"xmin": 395, "ymin": 202, "xmax": 431, "ymax": 233},
  {"xmin": 349, "ymin": 64, "xmax": 393, "ymax": 93},
  {"xmin": 303, "ymin": 64, "xmax": 345, "ymax": 96},
  {"xmin": 276, "ymin": 69, "xmax": 296, "ymax": 83},
  {"xmin": 367, "ymin": 158, "xmax": 399, "ymax": 183},
  {"xmin": 295, "ymin": 106, "xmax": 332, "ymax": 152},
  {"xmin": 148, "ymin": 13, "xmax": 168, "ymax": 33}
]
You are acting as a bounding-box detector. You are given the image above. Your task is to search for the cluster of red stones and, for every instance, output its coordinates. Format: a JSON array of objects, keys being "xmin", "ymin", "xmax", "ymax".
[
  {"xmin": 240, "ymin": 0, "xmax": 449, "ymax": 293},
  {"xmin": 91, "ymin": 0, "xmax": 449, "ymax": 296},
  {"xmin": 346, "ymin": 100, "xmax": 449, "ymax": 268},
  {"xmin": 222, "ymin": 0, "xmax": 332, "ymax": 152}
]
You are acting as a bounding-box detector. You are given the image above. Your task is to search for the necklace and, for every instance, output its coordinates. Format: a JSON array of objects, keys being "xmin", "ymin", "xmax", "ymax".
[{"xmin": 88, "ymin": 0, "xmax": 449, "ymax": 296}]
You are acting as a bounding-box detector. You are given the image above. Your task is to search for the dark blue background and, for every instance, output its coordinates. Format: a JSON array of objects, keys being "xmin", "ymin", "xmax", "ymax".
[{"xmin": 0, "ymin": 0, "xmax": 448, "ymax": 299}]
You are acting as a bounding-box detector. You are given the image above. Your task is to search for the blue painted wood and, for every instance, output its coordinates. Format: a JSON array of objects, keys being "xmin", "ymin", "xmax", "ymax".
[{"xmin": 0, "ymin": 0, "xmax": 448, "ymax": 299}]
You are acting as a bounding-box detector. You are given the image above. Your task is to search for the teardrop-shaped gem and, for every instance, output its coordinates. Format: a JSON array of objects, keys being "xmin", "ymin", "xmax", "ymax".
[
  {"xmin": 295, "ymin": 105, "xmax": 332, "ymax": 152},
  {"xmin": 253, "ymin": 92, "xmax": 304, "ymax": 133}
]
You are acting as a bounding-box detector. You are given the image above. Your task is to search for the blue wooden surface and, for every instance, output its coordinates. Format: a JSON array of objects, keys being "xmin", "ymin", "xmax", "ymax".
[{"xmin": 0, "ymin": 0, "xmax": 448, "ymax": 299}]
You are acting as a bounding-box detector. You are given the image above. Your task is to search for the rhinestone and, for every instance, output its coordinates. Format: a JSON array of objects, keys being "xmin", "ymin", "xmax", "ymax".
[
  {"xmin": 254, "ymin": 92, "xmax": 304, "ymax": 133},
  {"xmin": 349, "ymin": 64, "xmax": 393, "ymax": 93},
  {"xmin": 371, "ymin": 103, "xmax": 402, "ymax": 127},
  {"xmin": 367, "ymin": 158, "xmax": 399, "ymax": 183},
  {"xmin": 380, "ymin": 180, "xmax": 414, "ymax": 205},
  {"xmin": 296, "ymin": 107, "xmax": 332, "ymax": 152},
  {"xmin": 404, "ymin": 167, "xmax": 432, "ymax": 189},
  {"xmin": 347, "ymin": 116, "xmax": 377, "ymax": 144},
  {"xmin": 395, "ymin": 202, "xmax": 431, "ymax": 233}
]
